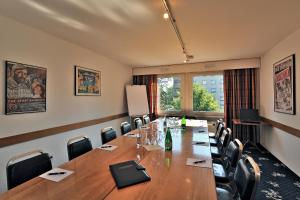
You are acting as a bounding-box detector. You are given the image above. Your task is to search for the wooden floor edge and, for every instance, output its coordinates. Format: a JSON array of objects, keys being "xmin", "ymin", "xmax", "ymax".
[
  {"xmin": 0, "ymin": 112, "xmax": 128, "ymax": 148},
  {"xmin": 260, "ymin": 116, "xmax": 300, "ymax": 138}
]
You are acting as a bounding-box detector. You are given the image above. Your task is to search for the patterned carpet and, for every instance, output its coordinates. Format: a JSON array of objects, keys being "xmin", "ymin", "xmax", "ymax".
[{"xmin": 243, "ymin": 144, "xmax": 300, "ymax": 200}]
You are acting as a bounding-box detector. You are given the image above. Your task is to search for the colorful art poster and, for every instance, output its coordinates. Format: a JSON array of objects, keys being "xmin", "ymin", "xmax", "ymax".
[
  {"xmin": 75, "ymin": 66, "xmax": 101, "ymax": 96},
  {"xmin": 273, "ymin": 54, "xmax": 295, "ymax": 114},
  {"xmin": 6, "ymin": 61, "xmax": 47, "ymax": 114}
]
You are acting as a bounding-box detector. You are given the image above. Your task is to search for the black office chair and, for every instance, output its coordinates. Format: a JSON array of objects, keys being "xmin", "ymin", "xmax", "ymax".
[
  {"xmin": 67, "ymin": 136, "xmax": 93, "ymax": 160},
  {"xmin": 101, "ymin": 127, "xmax": 117, "ymax": 144},
  {"xmin": 143, "ymin": 115, "xmax": 150, "ymax": 125},
  {"xmin": 216, "ymin": 156, "xmax": 260, "ymax": 200},
  {"xmin": 120, "ymin": 122, "xmax": 131, "ymax": 135},
  {"xmin": 211, "ymin": 128, "xmax": 232, "ymax": 159},
  {"xmin": 210, "ymin": 123, "xmax": 225, "ymax": 146},
  {"xmin": 213, "ymin": 139, "xmax": 244, "ymax": 183},
  {"xmin": 134, "ymin": 118, "xmax": 143, "ymax": 129},
  {"xmin": 6, "ymin": 150, "xmax": 52, "ymax": 189},
  {"xmin": 209, "ymin": 119, "xmax": 223, "ymax": 138}
]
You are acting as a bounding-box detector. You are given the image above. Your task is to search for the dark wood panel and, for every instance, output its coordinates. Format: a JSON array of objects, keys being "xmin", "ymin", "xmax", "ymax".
[
  {"xmin": 0, "ymin": 113, "xmax": 128, "ymax": 148},
  {"xmin": 261, "ymin": 116, "xmax": 300, "ymax": 138}
]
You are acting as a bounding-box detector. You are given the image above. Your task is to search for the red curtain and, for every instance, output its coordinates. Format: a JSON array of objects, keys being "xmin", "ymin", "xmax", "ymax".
[
  {"xmin": 224, "ymin": 68, "xmax": 257, "ymax": 141},
  {"xmin": 133, "ymin": 75, "xmax": 157, "ymax": 120}
]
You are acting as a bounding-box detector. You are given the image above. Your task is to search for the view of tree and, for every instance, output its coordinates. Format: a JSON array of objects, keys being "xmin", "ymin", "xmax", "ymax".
[
  {"xmin": 193, "ymin": 83, "xmax": 219, "ymax": 111},
  {"xmin": 159, "ymin": 87, "xmax": 181, "ymax": 111},
  {"xmin": 158, "ymin": 79, "xmax": 221, "ymax": 112}
]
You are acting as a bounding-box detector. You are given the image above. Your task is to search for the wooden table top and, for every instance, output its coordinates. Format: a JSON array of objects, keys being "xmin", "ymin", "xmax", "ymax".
[{"xmin": 0, "ymin": 120, "xmax": 217, "ymax": 200}]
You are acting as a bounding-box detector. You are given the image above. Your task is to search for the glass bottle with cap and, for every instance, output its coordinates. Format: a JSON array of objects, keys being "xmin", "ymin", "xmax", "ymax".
[{"xmin": 165, "ymin": 127, "xmax": 172, "ymax": 151}]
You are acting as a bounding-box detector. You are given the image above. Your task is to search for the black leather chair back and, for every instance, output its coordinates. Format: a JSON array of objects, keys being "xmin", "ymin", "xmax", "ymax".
[
  {"xmin": 215, "ymin": 123, "xmax": 225, "ymax": 140},
  {"xmin": 234, "ymin": 156, "xmax": 260, "ymax": 200},
  {"xmin": 225, "ymin": 139, "xmax": 243, "ymax": 169},
  {"xmin": 101, "ymin": 127, "xmax": 117, "ymax": 144},
  {"xmin": 215, "ymin": 119, "xmax": 222, "ymax": 133},
  {"xmin": 143, "ymin": 115, "xmax": 150, "ymax": 125},
  {"xmin": 120, "ymin": 122, "xmax": 131, "ymax": 135},
  {"xmin": 7, "ymin": 151, "xmax": 52, "ymax": 189},
  {"xmin": 134, "ymin": 118, "xmax": 143, "ymax": 129},
  {"xmin": 67, "ymin": 137, "xmax": 92, "ymax": 160},
  {"xmin": 219, "ymin": 128, "xmax": 231, "ymax": 153}
]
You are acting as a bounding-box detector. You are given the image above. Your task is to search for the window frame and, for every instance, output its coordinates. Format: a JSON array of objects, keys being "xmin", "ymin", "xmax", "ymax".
[{"xmin": 155, "ymin": 72, "xmax": 224, "ymax": 119}]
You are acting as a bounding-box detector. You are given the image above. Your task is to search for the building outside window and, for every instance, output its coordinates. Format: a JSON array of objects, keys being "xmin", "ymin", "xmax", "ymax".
[{"xmin": 192, "ymin": 74, "xmax": 224, "ymax": 112}]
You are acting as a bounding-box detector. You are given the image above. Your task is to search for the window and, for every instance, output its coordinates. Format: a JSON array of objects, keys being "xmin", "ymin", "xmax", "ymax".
[
  {"xmin": 192, "ymin": 74, "xmax": 224, "ymax": 112},
  {"xmin": 157, "ymin": 76, "xmax": 181, "ymax": 112},
  {"xmin": 202, "ymin": 80, "xmax": 207, "ymax": 85},
  {"xmin": 210, "ymin": 88, "xmax": 217, "ymax": 93}
]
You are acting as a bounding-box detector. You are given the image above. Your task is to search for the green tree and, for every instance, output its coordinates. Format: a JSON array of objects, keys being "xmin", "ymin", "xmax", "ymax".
[
  {"xmin": 193, "ymin": 84, "xmax": 219, "ymax": 111},
  {"xmin": 160, "ymin": 87, "xmax": 181, "ymax": 111}
]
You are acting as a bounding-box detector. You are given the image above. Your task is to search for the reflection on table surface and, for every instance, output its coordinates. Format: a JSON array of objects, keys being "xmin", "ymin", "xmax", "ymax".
[{"xmin": 0, "ymin": 119, "xmax": 216, "ymax": 200}]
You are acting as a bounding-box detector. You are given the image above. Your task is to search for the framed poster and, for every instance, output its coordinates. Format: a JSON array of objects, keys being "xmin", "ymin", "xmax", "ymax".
[
  {"xmin": 75, "ymin": 66, "xmax": 101, "ymax": 96},
  {"xmin": 273, "ymin": 54, "xmax": 295, "ymax": 115},
  {"xmin": 5, "ymin": 61, "xmax": 47, "ymax": 114}
]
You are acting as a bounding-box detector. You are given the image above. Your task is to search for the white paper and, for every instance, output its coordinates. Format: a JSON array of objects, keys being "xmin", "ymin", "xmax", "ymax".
[
  {"xmin": 186, "ymin": 158, "xmax": 212, "ymax": 168},
  {"xmin": 39, "ymin": 168, "xmax": 73, "ymax": 182},
  {"xmin": 97, "ymin": 144, "xmax": 118, "ymax": 151},
  {"xmin": 143, "ymin": 144, "xmax": 162, "ymax": 151},
  {"xmin": 124, "ymin": 133, "xmax": 139, "ymax": 138},
  {"xmin": 186, "ymin": 119, "xmax": 208, "ymax": 127},
  {"xmin": 192, "ymin": 141, "xmax": 210, "ymax": 146},
  {"xmin": 192, "ymin": 134, "xmax": 209, "ymax": 142}
]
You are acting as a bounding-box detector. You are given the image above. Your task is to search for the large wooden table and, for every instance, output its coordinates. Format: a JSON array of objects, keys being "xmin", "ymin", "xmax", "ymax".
[{"xmin": 0, "ymin": 119, "xmax": 217, "ymax": 200}]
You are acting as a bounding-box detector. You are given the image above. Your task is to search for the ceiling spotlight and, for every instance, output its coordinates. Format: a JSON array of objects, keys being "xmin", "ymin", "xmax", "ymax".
[{"xmin": 163, "ymin": 13, "xmax": 169, "ymax": 19}]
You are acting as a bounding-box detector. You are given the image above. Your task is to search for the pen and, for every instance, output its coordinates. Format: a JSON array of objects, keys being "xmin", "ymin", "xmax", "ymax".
[
  {"xmin": 101, "ymin": 145, "xmax": 112, "ymax": 148},
  {"xmin": 48, "ymin": 172, "xmax": 66, "ymax": 175},
  {"xmin": 195, "ymin": 142, "xmax": 206, "ymax": 145},
  {"xmin": 193, "ymin": 160, "xmax": 206, "ymax": 164}
]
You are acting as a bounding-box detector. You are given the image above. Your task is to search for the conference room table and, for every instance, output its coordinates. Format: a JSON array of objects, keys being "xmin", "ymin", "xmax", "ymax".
[{"xmin": 0, "ymin": 119, "xmax": 217, "ymax": 200}]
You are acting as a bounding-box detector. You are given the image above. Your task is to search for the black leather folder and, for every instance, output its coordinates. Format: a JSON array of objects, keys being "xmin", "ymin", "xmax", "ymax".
[{"xmin": 109, "ymin": 160, "xmax": 151, "ymax": 189}]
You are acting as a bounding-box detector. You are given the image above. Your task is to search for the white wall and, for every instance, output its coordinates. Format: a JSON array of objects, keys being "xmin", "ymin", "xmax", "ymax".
[
  {"xmin": 260, "ymin": 28, "xmax": 300, "ymax": 176},
  {"xmin": 0, "ymin": 15, "xmax": 131, "ymax": 192}
]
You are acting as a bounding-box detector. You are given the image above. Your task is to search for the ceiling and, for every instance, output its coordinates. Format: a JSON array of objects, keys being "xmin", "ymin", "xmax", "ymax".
[{"xmin": 0, "ymin": 0, "xmax": 300, "ymax": 67}]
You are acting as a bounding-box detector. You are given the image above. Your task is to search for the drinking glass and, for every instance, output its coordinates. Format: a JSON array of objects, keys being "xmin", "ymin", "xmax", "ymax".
[
  {"xmin": 136, "ymin": 128, "xmax": 142, "ymax": 148},
  {"xmin": 140, "ymin": 125, "xmax": 151, "ymax": 145}
]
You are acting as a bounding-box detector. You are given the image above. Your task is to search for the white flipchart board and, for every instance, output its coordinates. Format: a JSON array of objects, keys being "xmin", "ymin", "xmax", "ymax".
[{"xmin": 126, "ymin": 85, "xmax": 149, "ymax": 116}]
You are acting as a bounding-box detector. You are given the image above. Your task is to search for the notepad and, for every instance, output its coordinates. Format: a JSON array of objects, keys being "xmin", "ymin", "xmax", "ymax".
[
  {"xmin": 97, "ymin": 144, "xmax": 118, "ymax": 151},
  {"xmin": 109, "ymin": 160, "xmax": 151, "ymax": 189},
  {"xmin": 186, "ymin": 158, "xmax": 212, "ymax": 168},
  {"xmin": 39, "ymin": 168, "xmax": 73, "ymax": 182},
  {"xmin": 192, "ymin": 141, "xmax": 210, "ymax": 146},
  {"xmin": 124, "ymin": 133, "xmax": 139, "ymax": 138},
  {"xmin": 143, "ymin": 144, "xmax": 162, "ymax": 151}
]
